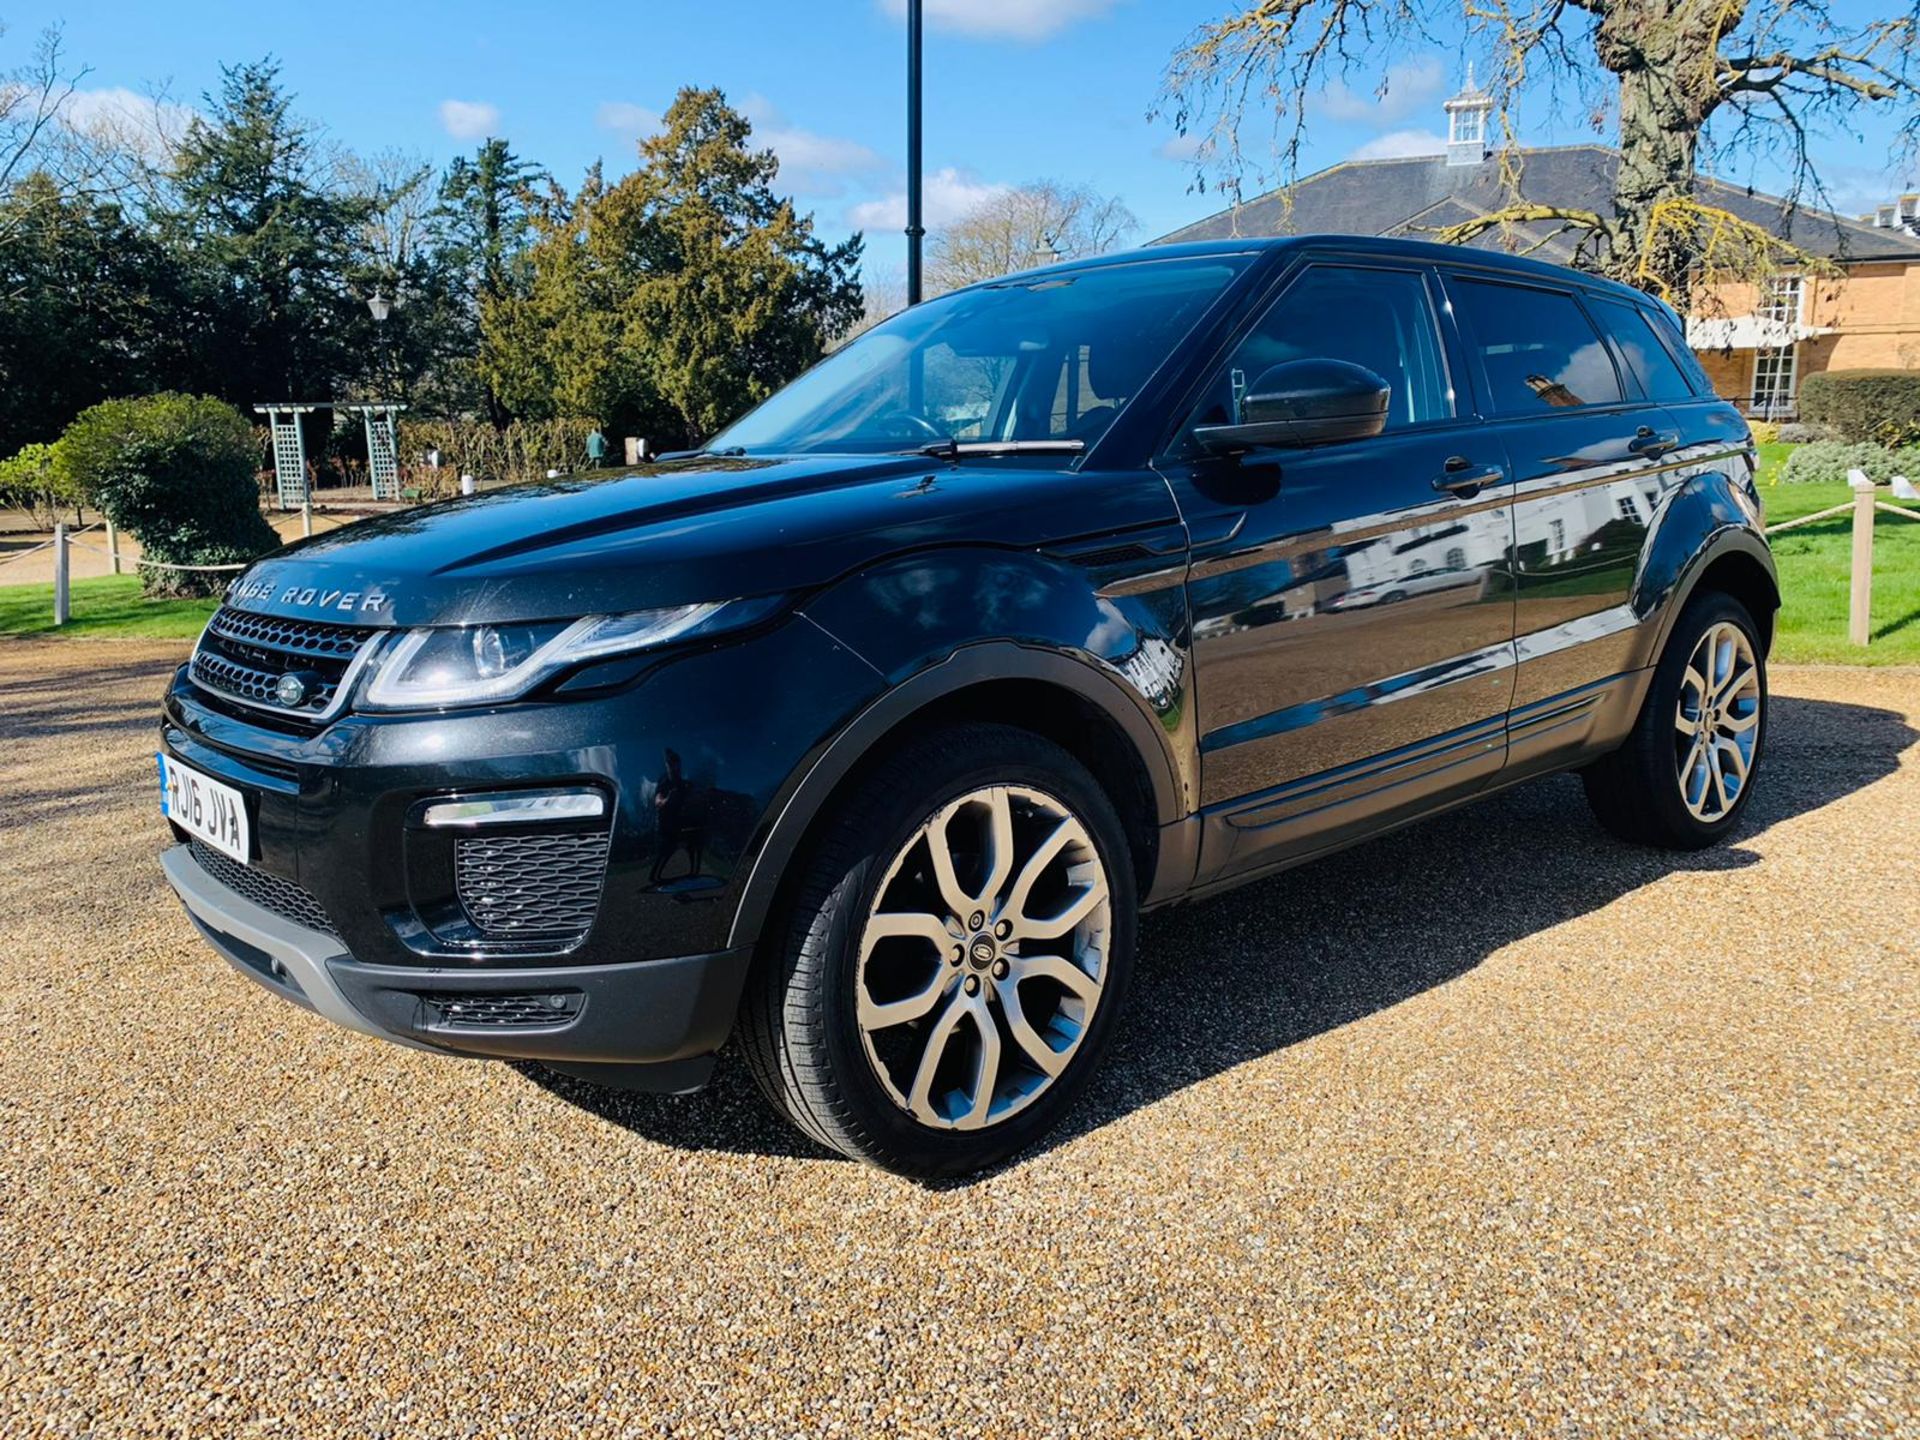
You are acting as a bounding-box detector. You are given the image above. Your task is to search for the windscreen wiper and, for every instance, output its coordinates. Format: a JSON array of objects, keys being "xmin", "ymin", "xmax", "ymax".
[{"xmin": 915, "ymin": 439, "xmax": 1086, "ymax": 459}]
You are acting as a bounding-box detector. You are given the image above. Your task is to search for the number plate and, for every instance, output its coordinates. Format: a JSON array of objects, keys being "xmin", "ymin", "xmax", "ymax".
[{"xmin": 158, "ymin": 753, "xmax": 251, "ymax": 863}]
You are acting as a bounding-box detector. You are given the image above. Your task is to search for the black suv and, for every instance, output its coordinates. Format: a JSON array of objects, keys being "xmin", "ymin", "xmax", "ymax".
[{"xmin": 159, "ymin": 237, "xmax": 1776, "ymax": 1176}]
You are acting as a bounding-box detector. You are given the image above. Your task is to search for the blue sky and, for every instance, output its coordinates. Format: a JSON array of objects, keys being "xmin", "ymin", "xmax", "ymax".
[{"xmin": 21, "ymin": 0, "xmax": 1915, "ymax": 281}]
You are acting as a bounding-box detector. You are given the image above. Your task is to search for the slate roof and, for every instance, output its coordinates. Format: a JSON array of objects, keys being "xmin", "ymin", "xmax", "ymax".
[{"xmin": 1157, "ymin": 144, "xmax": 1920, "ymax": 264}]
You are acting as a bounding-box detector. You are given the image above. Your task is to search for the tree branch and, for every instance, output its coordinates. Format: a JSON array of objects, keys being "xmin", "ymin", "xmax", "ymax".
[{"xmin": 1431, "ymin": 202, "xmax": 1606, "ymax": 247}]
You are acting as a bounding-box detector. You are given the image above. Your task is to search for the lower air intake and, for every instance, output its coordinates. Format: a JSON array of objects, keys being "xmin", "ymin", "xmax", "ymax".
[{"xmin": 454, "ymin": 831, "xmax": 611, "ymax": 940}]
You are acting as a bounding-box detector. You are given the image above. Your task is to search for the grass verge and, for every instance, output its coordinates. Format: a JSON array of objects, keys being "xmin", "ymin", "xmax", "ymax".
[
  {"xmin": 0, "ymin": 575, "xmax": 216, "ymax": 640},
  {"xmin": 1764, "ymin": 482, "xmax": 1920, "ymax": 665}
]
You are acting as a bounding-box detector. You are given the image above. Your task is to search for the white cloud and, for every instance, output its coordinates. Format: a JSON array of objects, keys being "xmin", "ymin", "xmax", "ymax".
[
  {"xmin": 877, "ymin": 0, "xmax": 1118, "ymax": 42},
  {"xmin": 1319, "ymin": 59, "xmax": 1447, "ymax": 126},
  {"xmin": 1351, "ymin": 128, "xmax": 1448, "ymax": 161},
  {"xmin": 848, "ymin": 167, "xmax": 1011, "ymax": 231},
  {"xmin": 596, "ymin": 101, "xmax": 663, "ymax": 143},
  {"xmin": 60, "ymin": 87, "xmax": 198, "ymax": 160},
  {"xmin": 1157, "ymin": 131, "xmax": 1205, "ymax": 164},
  {"xmin": 733, "ymin": 95, "xmax": 882, "ymax": 196},
  {"xmin": 438, "ymin": 99, "xmax": 501, "ymax": 141}
]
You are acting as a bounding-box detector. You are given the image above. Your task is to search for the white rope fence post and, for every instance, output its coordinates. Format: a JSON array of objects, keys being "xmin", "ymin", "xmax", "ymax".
[
  {"xmin": 52, "ymin": 522, "xmax": 69, "ymax": 627},
  {"xmin": 107, "ymin": 520, "xmax": 122, "ymax": 575},
  {"xmin": 1849, "ymin": 470, "xmax": 1874, "ymax": 648}
]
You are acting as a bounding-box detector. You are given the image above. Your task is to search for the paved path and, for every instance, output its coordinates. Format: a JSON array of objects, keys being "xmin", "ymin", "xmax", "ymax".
[{"xmin": 0, "ymin": 640, "xmax": 1915, "ymax": 1437}]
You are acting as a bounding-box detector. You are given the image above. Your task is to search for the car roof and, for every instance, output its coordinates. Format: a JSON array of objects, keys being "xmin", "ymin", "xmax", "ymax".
[{"xmin": 976, "ymin": 233, "xmax": 1670, "ymax": 318}]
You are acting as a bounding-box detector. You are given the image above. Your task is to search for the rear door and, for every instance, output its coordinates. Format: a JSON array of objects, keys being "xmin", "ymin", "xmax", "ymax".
[
  {"xmin": 1440, "ymin": 271, "xmax": 1686, "ymax": 777},
  {"xmin": 1158, "ymin": 258, "xmax": 1518, "ymax": 881}
]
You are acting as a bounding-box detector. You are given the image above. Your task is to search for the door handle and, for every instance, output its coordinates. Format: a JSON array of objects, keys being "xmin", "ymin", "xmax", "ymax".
[
  {"xmin": 1433, "ymin": 458, "xmax": 1504, "ymax": 498},
  {"xmin": 1629, "ymin": 426, "xmax": 1679, "ymax": 457}
]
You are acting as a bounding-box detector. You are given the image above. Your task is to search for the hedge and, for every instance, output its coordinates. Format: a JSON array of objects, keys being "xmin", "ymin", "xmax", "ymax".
[
  {"xmin": 60, "ymin": 393, "xmax": 280, "ymax": 598},
  {"xmin": 1798, "ymin": 369, "xmax": 1920, "ymax": 445}
]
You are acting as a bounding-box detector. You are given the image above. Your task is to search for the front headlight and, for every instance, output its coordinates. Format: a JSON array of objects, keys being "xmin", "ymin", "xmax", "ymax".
[{"xmin": 359, "ymin": 601, "xmax": 742, "ymax": 711}]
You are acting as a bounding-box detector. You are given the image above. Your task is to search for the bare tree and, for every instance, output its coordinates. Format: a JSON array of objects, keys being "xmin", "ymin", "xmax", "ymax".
[
  {"xmin": 928, "ymin": 181, "xmax": 1138, "ymax": 292},
  {"xmin": 0, "ymin": 23, "xmax": 116, "ymax": 239},
  {"xmin": 1156, "ymin": 1, "xmax": 1920, "ymax": 301},
  {"xmin": 341, "ymin": 148, "xmax": 435, "ymax": 277}
]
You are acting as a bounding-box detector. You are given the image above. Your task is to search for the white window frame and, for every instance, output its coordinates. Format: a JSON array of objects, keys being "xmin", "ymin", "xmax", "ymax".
[
  {"xmin": 1757, "ymin": 275, "xmax": 1803, "ymax": 324},
  {"xmin": 1751, "ymin": 344, "xmax": 1799, "ymax": 420},
  {"xmin": 1450, "ymin": 107, "xmax": 1485, "ymax": 146}
]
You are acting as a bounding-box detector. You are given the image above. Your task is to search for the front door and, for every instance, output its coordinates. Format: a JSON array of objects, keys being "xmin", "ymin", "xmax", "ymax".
[{"xmin": 1158, "ymin": 260, "xmax": 1517, "ymax": 882}]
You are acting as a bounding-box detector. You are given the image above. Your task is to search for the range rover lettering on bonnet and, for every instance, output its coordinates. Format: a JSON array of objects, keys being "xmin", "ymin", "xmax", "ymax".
[{"xmin": 226, "ymin": 576, "xmax": 390, "ymax": 614}]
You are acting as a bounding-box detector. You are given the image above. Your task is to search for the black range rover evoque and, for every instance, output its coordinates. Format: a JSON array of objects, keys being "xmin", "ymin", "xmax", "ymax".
[{"xmin": 158, "ymin": 236, "xmax": 1776, "ymax": 1176}]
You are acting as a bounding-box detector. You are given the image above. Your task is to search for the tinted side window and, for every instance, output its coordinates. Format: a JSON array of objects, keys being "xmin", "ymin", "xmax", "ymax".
[
  {"xmin": 1451, "ymin": 277, "xmax": 1623, "ymax": 413},
  {"xmin": 1595, "ymin": 298, "xmax": 1697, "ymax": 402},
  {"xmin": 1186, "ymin": 265, "xmax": 1450, "ymax": 437}
]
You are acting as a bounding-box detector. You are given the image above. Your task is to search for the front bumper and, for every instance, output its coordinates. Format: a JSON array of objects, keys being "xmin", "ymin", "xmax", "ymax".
[{"xmin": 163, "ymin": 840, "xmax": 752, "ymax": 1085}]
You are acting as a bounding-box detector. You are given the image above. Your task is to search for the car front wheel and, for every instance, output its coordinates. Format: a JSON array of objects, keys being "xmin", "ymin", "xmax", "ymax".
[{"xmin": 740, "ymin": 722, "xmax": 1136, "ymax": 1177}]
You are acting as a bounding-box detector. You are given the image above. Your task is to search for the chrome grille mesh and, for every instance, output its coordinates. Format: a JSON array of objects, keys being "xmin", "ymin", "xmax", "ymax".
[
  {"xmin": 190, "ymin": 606, "xmax": 377, "ymax": 723},
  {"xmin": 454, "ymin": 832, "xmax": 611, "ymax": 938}
]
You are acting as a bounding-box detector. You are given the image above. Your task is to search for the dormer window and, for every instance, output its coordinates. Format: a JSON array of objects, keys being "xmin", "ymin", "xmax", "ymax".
[
  {"xmin": 1443, "ymin": 64, "xmax": 1494, "ymax": 167},
  {"xmin": 1878, "ymin": 205, "xmax": 1898, "ymax": 228}
]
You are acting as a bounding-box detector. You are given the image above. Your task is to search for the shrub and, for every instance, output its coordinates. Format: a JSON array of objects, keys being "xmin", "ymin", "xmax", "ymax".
[
  {"xmin": 1798, "ymin": 369, "xmax": 1920, "ymax": 445},
  {"xmin": 61, "ymin": 393, "xmax": 279, "ymax": 597},
  {"xmin": 0, "ymin": 441, "xmax": 81, "ymax": 529},
  {"xmin": 1779, "ymin": 440, "xmax": 1893, "ymax": 486},
  {"xmin": 1774, "ymin": 421, "xmax": 1834, "ymax": 444},
  {"xmin": 397, "ymin": 417, "xmax": 601, "ymax": 497},
  {"xmin": 1746, "ymin": 419, "xmax": 1780, "ymax": 447}
]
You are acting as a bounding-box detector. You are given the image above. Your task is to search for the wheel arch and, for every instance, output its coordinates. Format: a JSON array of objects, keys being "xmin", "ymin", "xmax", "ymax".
[
  {"xmin": 725, "ymin": 644, "xmax": 1188, "ymax": 954},
  {"xmin": 1635, "ymin": 469, "xmax": 1780, "ymax": 662}
]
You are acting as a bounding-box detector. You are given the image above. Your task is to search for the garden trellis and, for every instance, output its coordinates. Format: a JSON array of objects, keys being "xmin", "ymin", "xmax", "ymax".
[{"xmin": 253, "ymin": 402, "xmax": 408, "ymax": 509}]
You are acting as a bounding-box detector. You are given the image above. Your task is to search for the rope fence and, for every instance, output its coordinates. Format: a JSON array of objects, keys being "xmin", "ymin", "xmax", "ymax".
[{"xmin": 1762, "ymin": 468, "xmax": 1920, "ymax": 648}]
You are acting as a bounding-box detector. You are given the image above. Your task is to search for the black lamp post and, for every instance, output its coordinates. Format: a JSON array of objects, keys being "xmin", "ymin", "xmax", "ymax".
[{"xmin": 906, "ymin": 0, "xmax": 924, "ymax": 306}]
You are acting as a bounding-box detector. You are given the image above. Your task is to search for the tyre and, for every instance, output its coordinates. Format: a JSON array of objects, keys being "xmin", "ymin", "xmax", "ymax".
[
  {"xmin": 740, "ymin": 723, "xmax": 1136, "ymax": 1177},
  {"xmin": 1583, "ymin": 590, "xmax": 1767, "ymax": 848}
]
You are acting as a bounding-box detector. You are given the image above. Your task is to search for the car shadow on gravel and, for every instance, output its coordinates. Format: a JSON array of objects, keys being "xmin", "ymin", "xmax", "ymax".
[{"xmin": 519, "ymin": 693, "xmax": 1915, "ymax": 1179}]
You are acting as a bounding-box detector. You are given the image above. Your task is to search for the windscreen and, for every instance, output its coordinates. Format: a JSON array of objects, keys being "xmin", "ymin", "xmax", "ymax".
[{"xmin": 712, "ymin": 256, "xmax": 1250, "ymax": 456}]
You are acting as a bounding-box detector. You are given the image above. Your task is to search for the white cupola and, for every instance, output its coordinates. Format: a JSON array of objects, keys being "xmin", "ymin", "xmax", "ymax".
[{"xmin": 1444, "ymin": 63, "xmax": 1493, "ymax": 167}]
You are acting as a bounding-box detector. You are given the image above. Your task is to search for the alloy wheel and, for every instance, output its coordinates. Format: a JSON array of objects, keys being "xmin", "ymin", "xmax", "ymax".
[
  {"xmin": 854, "ymin": 785, "xmax": 1112, "ymax": 1131},
  {"xmin": 1673, "ymin": 620, "xmax": 1762, "ymax": 822}
]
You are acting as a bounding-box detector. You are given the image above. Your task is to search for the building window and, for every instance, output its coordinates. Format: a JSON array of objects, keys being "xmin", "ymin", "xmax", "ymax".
[
  {"xmin": 1549, "ymin": 518, "xmax": 1566, "ymax": 554},
  {"xmin": 1758, "ymin": 275, "xmax": 1803, "ymax": 324},
  {"xmin": 1451, "ymin": 107, "xmax": 1484, "ymax": 146},
  {"xmin": 1878, "ymin": 205, "xmax": 1898, "ymax": 228},
  {"xmin": 1752, "ymin": 345, "xmax": 1799, "ymax": 419},
  {"xmin": 1617, "ymin": 495, "xmax": 1643, "ymax": 524}
]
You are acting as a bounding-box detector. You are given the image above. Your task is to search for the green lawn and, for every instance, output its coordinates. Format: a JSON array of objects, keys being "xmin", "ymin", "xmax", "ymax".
[
  {"xmin": 0, "ymin": 575, "xmax": 216, "ymax": 640},
  {"xmin": 1764, "ymin": 481, "xmax": 1920, "ymax": 665},
  {"xmin": 1754, "ymin": 440, "xmax": 1793, "ymax": 487}
]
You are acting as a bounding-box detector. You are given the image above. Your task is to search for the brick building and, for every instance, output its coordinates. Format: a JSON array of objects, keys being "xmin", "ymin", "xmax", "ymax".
[{"xmin": 1157, "ymin": 75, "xmax": 1920, "ymax": 420}]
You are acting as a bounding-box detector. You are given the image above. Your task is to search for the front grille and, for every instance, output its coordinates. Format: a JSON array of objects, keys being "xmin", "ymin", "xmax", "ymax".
[
  {"xmin": 190, "ymin": 839, "xmax": 338, "ymax": 938},
  {"xmin": 423, "ymin": 992, "xmax": 583, "ymax": 1029},
  {"xmin": 190, "ymin": 606, "xmax": 379, "ymax": 724},
  {"xmin": 454, "ymin": 832, "xmax": 610, "ymax": 939}
]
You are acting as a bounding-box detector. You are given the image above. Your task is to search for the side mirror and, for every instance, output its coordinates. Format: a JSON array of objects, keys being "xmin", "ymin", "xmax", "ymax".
[{"xmin": 1194, "ymin": 358, "xmax": 1391, "ymax": 454}]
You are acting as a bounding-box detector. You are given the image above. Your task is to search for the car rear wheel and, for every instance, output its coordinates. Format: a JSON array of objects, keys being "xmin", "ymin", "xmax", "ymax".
[
  {"xmin": 739, "ymin": 723, "xmax": 1136, "ymax": 1177},
  {"xmin": 1583, "ymin": 590, "xmax": 1767, "ymax": 848}
]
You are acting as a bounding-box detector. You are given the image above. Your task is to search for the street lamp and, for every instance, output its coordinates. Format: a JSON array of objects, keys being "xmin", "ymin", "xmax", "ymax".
[
  {"xmin": 367, "ymin": 290, "xmax": 392, "ymax": 323},
  {"xmin": 906, "ymin": 0, "xmax": 923, "ymax": 305}
]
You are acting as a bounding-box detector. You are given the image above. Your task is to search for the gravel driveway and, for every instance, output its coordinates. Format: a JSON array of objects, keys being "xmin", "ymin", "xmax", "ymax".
[{"xmin": 2, "ymin": 639, "xmax": 1916, "ymax": 1438}]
